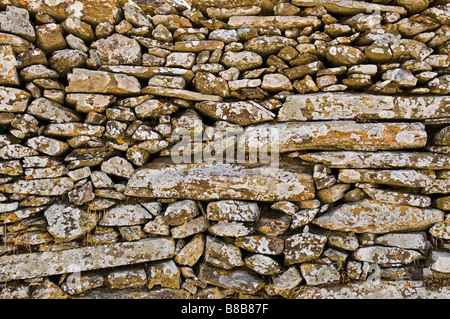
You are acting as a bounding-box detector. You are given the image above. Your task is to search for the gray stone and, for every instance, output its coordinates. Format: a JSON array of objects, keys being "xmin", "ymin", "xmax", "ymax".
[
  {"xmin": 0, "ymin": 238, "xmax": 174, "ymax": 282},
  {"xmin": 300, "ymin": 263, "xmax": 341, "ymax": 286},
  {"xmin": 99, "ymin": 204, "xmax": 153, "ymax": 226},
  {"xmin": 284, "ymin": 232, "xmax": 327, "ymax": 265},
  {"xmin": 353, "ymin": 246, "xmax": 423, "ymax": 265},
  {"xmin": 45, "ymin": 204, "xmax": 98, "ymax": 242},
  {"xmin": 313, "ymin": 199, "xmax": 444, "ymax": 234}
]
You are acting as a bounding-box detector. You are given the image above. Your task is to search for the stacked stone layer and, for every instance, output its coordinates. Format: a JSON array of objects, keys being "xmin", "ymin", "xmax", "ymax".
[{"xmin": 0, "ymin": 0, "xmax": 449, "ymax": 299}]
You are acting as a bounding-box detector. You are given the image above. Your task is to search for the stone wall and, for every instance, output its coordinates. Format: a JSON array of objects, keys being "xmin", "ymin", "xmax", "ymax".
[{"xmin": 0, "ymin": 0, "xmax": 449, "ymax": 299}]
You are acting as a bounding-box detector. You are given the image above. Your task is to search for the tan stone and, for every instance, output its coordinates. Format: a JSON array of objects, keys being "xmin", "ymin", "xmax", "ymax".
[
  {"xmin": 238, "ymin": 121, "xmax": 427, "ymax": 153},
  {"xmin": 125, "ymin": 160, "xmax": 315, "ymax": 202},
  {"xmin": 313, "ymin": 199, "xmax": 444, "ymax": 234},
  {"xmin": 228, "ymin": 16, "xmax": 321, "ymax": 30}
]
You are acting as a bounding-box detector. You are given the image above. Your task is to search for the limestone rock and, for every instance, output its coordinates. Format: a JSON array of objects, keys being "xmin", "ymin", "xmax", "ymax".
[
  {"xmin": 170, "ymin": 216, "xmax": 209, "ymax": 238},
  {"xmin": 265, "ymin": 266, "xmax": 303, "ymax": 298},
  {"xmin": 99, "ymin": 204, "xmax": 152, "ymax": 226},
  {"xmin": 195, "ymin": 101, "xmax": 275, "ymax": 126},
  {"xmin": 429, "ymin": 220, "xmax": 450, "ymax": 240},
  {"xmin": 0, "ymin": 45, "xmax": 19, "ymax": 86},
  {"xmin": 325, "ymin": 45, "xmax": 367, "ymax": 67},
  {"xmin": 198, "ymin": 264, "xmax": 264, "ymax": 294},
  {"xmin": 220, "ymin": 51, "xmax": 263, "ymax": 71},
  {"xmin": 174, "ymin": 233, "xmax": 204, "ymax": 267},
  {"xmin": 244, "ymin": 254, "xmax": 283, "ymax": 275},
  {"xmin": 300, "ymin": 263, "xmax": 341, "ymax": 286},
  {"xmin": 430, "ymin": 251, "xmax": 450, "ymax": 273},
  {"xmin": 244, "ymin": 36, "xmax": 297, "ymax": 56},
  {"xmin": 28, "ymin": 98, "xmax": 81, "ymax": 123},
  {"xmin": 313, "ymin": 199, "xmax": 444, "ymax": 234},
  {"xmin": 300, "ymin": 151, "xmax": 450, "ymax": 170},
  {"xmin": 239, "ymin": 121, "xmax": 427, "ymax": 153},
  {"xmin": 206, "ymin": 200, "xmax": 259, "ymax": 222},
  {"xmin": 101, "ymin": 156, "xmax": 135, "ymax": 179},
  {"xmin": 0, "ymin": 238, "xmax": 174, "ymax": 281},
  {"xmin": 363, "ymin": 188, "xmax": 431, "ymax": 208},
  {"xmin": 291, "ymin": 0, "xmax": 407, "ymax": 15},
  {"xmin": 353, "ymin": 246, "xmax": 423, "ymax": 265},
  {"xmin": 338, "ymin": 169, "xmax": 435, "ymax": 188},
  {"xmin": 204, "ymin": 235, "xmax": 244, "ymax": 269},
  {"xmin": 375, "ymin": 232, "xmax": 428, "ymax": 250},
  {"xmin": 45, "ymin": 204, "xmax": 98, "ymax": 242},
  {"xmin": 280, "ymin": 93, "xmax": 450, "ymax": 121},
  {"xmin": 147, "ymin": 260, "xmax": 181, "ymax": 289},
  {"xmin": 161, "ymin": 200, "xmax": 199, "ymax": 226},
  {"xmin": 235, "ymin": 235, "xmax": 284, "ymax": 255},
  {"xmin": 125, "ymin": 161, "xmax": 315, "ymax": 202},
  {"xmin": 66, "ymin": 69, "xmax": 141, "ymax": 95},
  {"xmin": 0, "ymin": 177, "xmax": 73, "ymax": 196},
  {"xmin": 0, "ymin": 86, "xmax": 30, "ymax": 112},
  {"xmin": 284, "ymin": 232, "xmax": 327, "ymax": 265}
]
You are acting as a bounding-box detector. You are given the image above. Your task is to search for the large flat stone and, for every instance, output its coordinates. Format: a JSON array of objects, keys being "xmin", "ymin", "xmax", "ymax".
[
  {"xmin": 312, "ymin": 199, "xmax": 444, "ymax": 234},
  {"xmin": 100, "ymin": 66, "xmax": 194, "ymax": 82},
  {"xmin": 195, "ymin": 101, "xmax": 275, "ymax": 126},
  {"xmin": 66, "ymin": 69, "xmax": 141, "ymax": 95},
  {"xmin": 0, "ymin": 177, "xmax": 74, "ymax": 196},
  {"xmin": 295, "ymin": 280, "xmax": 450, "ymax": 299},
  {"xmin": 300, "ymin": 151, "xmax": 450, "ymax": 170},
  {"xmin": 228, "ymin": 16, "xmax": 321, "ymax": 30},
  {"xmin": 125, "ymin": 160, "xmax": 314, "ymax": 202},
  {"xmin": 238, "ymin": 121, "xmax": 427, "ymax": 153},
  {"xmin": 338, "ymin": 169, "xmax": 435, "ymax": 188},
  {"xmin": 279, "ymin": 93, "xmax": 450, "ymax": 121},
  {"xmin": 291, "ymin": 0, "xmax": 407, "ymax": 15},
  {"xmin": 0, "ymin": 238, "xmax": 175, "ymax": 281},
  {"xmin": 1, "ymin": 0, "xmax": 121, "ymax": 25}
]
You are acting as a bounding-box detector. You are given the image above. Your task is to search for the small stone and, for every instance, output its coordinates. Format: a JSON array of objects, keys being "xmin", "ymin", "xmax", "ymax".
[
  {"xmin": 207, "ymin": 221, "xmax": 253, "ymax": 237},
  {"xmin": 244, "ymin": 254, "xmax": 284, "ymax": 275},
  {"xmin": 170, "ymin": 216, "xmax": 209, "ymax": 238},
  {"xmin": 204, "ymin": 235, "xmax": 243, "ymax": 269},
  {"xmin": 106, "ymin": 266, "xmax": 147, "ymax": 289},
  {"xmin": 235, "ymin": 235, "xmax": 284, "ymax": 255},
  {"xmin": 429, "ymin": 219, "xmax": 450, "ymax": 240},
  {"xmin": 99, "ymin": 204, "xmax": 153, "ymax": 227},
  {"xmin": 101, "ymin": 156, "xmax": 135, "ymax": 179},
  {"xmin": 300, "ymin": 263, "xmax": 341, "ymax": 286},
  {"xmin": 375, "ymin": 232, "xmax": 428, "ymax": 250},
  {"xmin": 429, "ymin": 251, "xmax": 450, "ymax": 273},
  {"xmin": 147, "ymin": 260, "xmax": 180, "ymax": 289},
  {"xmin": 174, "ymin": 233, "xmax": 204, "ymax": 267},
  {"xmin": 0, "ymin": 45, "xmax": 19, "ymax": 86},
  {"xmin": 261, "ymin": 74, "xmax": 293, "ymax": 92},
  {"xmin": 284, "ymin": 232, "xmax": 327, "ymax": 265},
  {"xmin": 44, "ymin": 203, "xmax": 98, "ymax": 242},
  {"xmin": 35, "ymin": 23, "xmax": 66, "ymax": 54}
]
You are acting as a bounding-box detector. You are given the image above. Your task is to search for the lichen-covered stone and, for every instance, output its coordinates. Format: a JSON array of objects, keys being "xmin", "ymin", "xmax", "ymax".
[
  {"xmin": 313, "ymin": 199, "xmax": 444, "ymax": 234},
  {"xmin": 125, "ymin": 161, "xmax": 314, "ymax": 202},
  {"xmin": 0, "ymin": 238, "xmax": 175, "ymax": 281},
  {"xmin": 284, "ymin": 232, "xmax": 327, "ymax": 265}
]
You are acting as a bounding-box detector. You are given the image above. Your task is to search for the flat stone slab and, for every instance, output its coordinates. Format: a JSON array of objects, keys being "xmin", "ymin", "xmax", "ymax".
[
  {"xmin": 279, "ymin": 93, "xmax": 450, "ymax": 121},
  {"xmin": 0, "ymin": 177, "xmax": 74, "ymax": 196},
  {"xmin": 228, "ymin": 16, "xmax": 321, "ymax": 30},
  {"xmin": 291, "ymin": 0, "xmax": 407, "ymax": 15},
  {"xmin": 238, "ymin": 121, "xmax": 427, "ymax": 153},
  {"xmin": 295, "ymin": 280, "xmax": 450, "ymax": 299},
  {"xmin": 313, "ymin": 199, "xmax": 444, "ymax": 234},
  {"xmin": 100, "ymin": 65, "xmax": 195, "ymax": 82},
  {"xmin": 353, "ymin": 246, "xmax": 423, "ymax": 265},
  {"xmin": 195, "ymin": 101, "xmax": 275, "ymax": 126},
  {"xmin": 142, "ymin": 86, "xmax": 222, "ymax": 102},
  {"xmin": 300, "ymin": 151, "xmax": 450, "ymax": 170},
  {"xmin": 2, "ymin": 0, "xmax": 121, "ymax": 25},
  {"xmin": 338, "ymin": 169, "xmax": 435, "ymax": 188},
  {"xmin": 125, "ymin": 160, "xmax": 314, "ymax": 202},
  {"xmin": 66, "ymin": 69, "xmax": 141, "ymax": 95},
  {"xmin": 0, "ymin": 238, "xmax": 175, "ymax": 281}
]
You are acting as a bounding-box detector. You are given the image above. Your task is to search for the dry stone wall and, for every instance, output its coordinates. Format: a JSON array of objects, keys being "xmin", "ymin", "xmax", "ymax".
[{"xmin": 0, "ymin": 0, "xmax": 449, "ymax": 299}]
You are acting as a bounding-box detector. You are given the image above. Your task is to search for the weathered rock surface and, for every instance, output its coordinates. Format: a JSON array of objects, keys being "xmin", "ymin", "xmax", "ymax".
[
  {"xmin": 279, "ymin": 93, "xmax": 450, "ymax": 121},
  {"xmin": 0, "ymin": 238, "xmax": 175, "ymax": 281},
  {"xmin": 239, "ymin": 121, "xmax": 427, "ymax": 153},
  {"xmin": 300, "ymin": 151, "xmax": 450, "ymax": 170},
  {"xmin": 313, "ymin": 199, "xmax": 444, "ymax": 233},
  {"xmin": 125, "ymin": 161, "xmax": 314, "ymax": 202}
]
